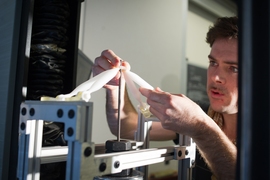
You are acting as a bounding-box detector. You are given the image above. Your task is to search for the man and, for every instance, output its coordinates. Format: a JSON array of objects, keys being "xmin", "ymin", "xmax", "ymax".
[{"xmin": 92, "ymin": 16, "xmax": 238, "ymax": 180}]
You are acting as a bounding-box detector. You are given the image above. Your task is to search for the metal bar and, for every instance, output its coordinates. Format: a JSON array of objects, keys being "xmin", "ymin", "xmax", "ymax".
[
  {"xmin": 238, "ymin": 0, "xmax": 270, "ymax": 180},
  {"xmin": 117, "ymin": 69, "xmax": 122, "ymax": 142},
  {"xmin": 237, "ymin": 0, "xmax": 253, "ymax": 179},
  {"xmin": 79, "ymin": 143, "xmax": 189, "ymax": 180},
  {"xmin": 66, "ymin": 141, "xmax": 83, "ymax": 180},
  {"xmin": 17, "ymin": 133, "xmax": 29, "ymax": 180},
  {"xmin": 178, "ymin": 130, "xmax": 194, "ymax": 180},
  {"xmin": 0, "ymin": 0, "xmax": 33, "ymax": 179},
  {"xmin": 27, "ymin": 120, "xmax": 36, "ymax": 180},
  {"xmin": 40, "ymin": 147, "xmax": 67, "ymax": 157},
  {"xmin": 135, "ymin": 107, "xmax": 155, "ymax": 180},
  {"xmin": 32, "ymin": 120, "xmax": 43, "ymax": 180}
]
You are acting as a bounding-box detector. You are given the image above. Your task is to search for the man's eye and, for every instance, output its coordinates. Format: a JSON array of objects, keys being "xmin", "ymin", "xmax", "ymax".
[
  {"xmin": 209, "ymin": 60, "xmax": 217, "ymax": 66},
  {"xmin": 230, "ymin": 66, "xmax": 238, "ymax": 73}
]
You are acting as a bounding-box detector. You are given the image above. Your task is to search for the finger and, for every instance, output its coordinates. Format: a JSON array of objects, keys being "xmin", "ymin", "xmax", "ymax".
[
  {"xmin": 139, "ymin": 87, "xmax": 152, "ymax": 97},
  {"xmin": 92, "ymin": 64, "xmax": 104, "ymax": 76},
  {"xmin": 155, "ymin": 87, "xmax": 180, "ymax": 97},
  {"xmin": 140, "ymin": 87, "xmax": 170, "ymax": 104},
  {"xmin": 101, "ymin": 49, "xmax": 122, "ymax": 67},
  {"xmin": 94, "ymin": 56, "xmax": 117, "ymax": 73},
  {"xmin": 140, "ymin": 88, "xmax": 168, "ymax": 115},
  {"xmin": 121, "ymin": 61, "xmax": 131, "ymax": 71},
  {"xmin": 94, "ymin": 56, "xmax": 116, "ymax": 71},
  {"xmin": 147, "ymin": 97, "xmax": 165, "ymax": 112},
  {"xmin": 155, "ymin": 87, "xmax": 163, "ymax": 92},
  {"xmin": 93, "ymin": 50, "xmax": 122, "ymax": 78},
  {"xmin": 149, "ymin": 106, "xmax": 163, "ymax": 119},
  {"xmin": 155, "ymin": 87, "xmax": 182, "ymax": 97}
]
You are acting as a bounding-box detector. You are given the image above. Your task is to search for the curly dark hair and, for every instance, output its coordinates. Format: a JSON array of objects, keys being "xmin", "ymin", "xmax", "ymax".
[{"xmin": 206, "ymin": 16, "xmax": 238, "ymax": 47}]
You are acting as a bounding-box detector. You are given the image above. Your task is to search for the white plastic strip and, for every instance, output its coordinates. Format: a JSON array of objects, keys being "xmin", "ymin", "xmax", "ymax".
[
  {"xmin": 124, "ymin": 71, "xmax": 154, "ymax": 90},
  {"xmin": 41, "ymin": 64, "xmax": 154, "ymax": 105},
  {"xmin": 55, "ymin": 68, "xmax": 120, "ymax": 101},
  {"xmin": 122, "ymin": 71, "xmax": 144, "ymax": 108}
]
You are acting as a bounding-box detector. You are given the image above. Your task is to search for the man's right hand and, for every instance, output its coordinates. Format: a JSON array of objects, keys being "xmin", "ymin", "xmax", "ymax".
[
  {"xmin": 93, "ymin": 50, "xmax": 137, "ymax": 140},
  {"xmin": 92, "ymin": 49, "xmax": 130, "ymax": 90}
]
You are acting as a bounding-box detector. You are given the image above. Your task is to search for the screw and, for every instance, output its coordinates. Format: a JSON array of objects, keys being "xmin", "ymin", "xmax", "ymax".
[
  {"xmin": 20, "ymin": 122, "xmax": 26, "ymax": 130},
  {"xmin": 185, "ymin": 150, "xmax": 189, "ymax": 155},
  {"xmin": 99, "ymin": 162, "xmax": 106, "ymax": 172},
  {"xmin": 57, "ymin": 109, "xmax": 63, "ymax": 118},
  {"xmin": 21, "ymin": 108, "xmax": 26, "ymax": 116},
  {"xmin": 84, "ymin": 147, "xmax": 92, "ymax": 157},
  {"xmin": 67, "ymin": 127, "xmax": 74, "ymax": 136},
  {"xmin": 178, "ymin": 150, "xmax": 182, "ymax": 157},
  {"xmin": 29, "ymin": 108, "xmax": 35, "ymax": 116},
  {"xmin": 114, "ymin": 161, "xmax": 120, "ymax": 168},
  {"xmin": 68, "ymin": 109, "xmax": 75, "ymax": 119}
]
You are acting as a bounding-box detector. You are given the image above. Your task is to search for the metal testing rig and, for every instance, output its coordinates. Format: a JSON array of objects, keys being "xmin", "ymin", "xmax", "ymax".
[{"xmin": 16, "ymin": 100, "xmax": 196, "ymax": 180}]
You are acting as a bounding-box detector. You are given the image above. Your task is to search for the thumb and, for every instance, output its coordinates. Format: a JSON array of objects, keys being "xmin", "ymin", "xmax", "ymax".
[
  {"xmin": 121, "ymin": 61, "xmax": 131, "ymax": 71},
  {"xmin": 155, "ymin": 87, "xmax": 164, "ymax": 92}
]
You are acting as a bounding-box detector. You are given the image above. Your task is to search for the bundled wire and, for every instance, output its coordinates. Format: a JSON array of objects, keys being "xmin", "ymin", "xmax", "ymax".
[{"xmin": 27, "ymin": 0, "xmax": 70, "ymax": 100}]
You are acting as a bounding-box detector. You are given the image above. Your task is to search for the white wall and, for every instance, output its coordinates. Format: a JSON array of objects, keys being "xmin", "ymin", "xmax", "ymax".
[
  {"xmin": 79, "ymin": 0, "xmax": 188, "ymax": 144},
  {"xmin": 186, "ymin": 11, "xmax": 212, "ymax": 68}
]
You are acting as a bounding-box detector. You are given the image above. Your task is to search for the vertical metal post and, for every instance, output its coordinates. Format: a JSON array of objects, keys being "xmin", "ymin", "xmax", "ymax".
[
  {"xmin": 237, "ymin": 0, "xmax": 252, "ymax": 179},
  {"xmin": 0, "ymin": 0, "xmax": 32, "ymax": 179},
  {"xmin": 178, "ymin": 135, "xmax": 193, "ymax": 180},
  {"xmin": 237, "ymin": 0, "xmax": 270, "ymax": 179},
  {"xmin": 135, "ymin": 110, "xmax": 153, "ymax": 180}
]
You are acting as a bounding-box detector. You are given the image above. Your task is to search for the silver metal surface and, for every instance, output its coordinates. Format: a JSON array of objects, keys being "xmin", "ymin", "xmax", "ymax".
[{"xmin": 40, "ymin": 146, "xmax": 68, "ymax": 164}]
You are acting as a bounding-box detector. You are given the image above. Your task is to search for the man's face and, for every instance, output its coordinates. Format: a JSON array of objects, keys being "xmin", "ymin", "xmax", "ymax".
[{"xmin": 207, "ymin": 38, "xmax": 238, "ymax": 114}]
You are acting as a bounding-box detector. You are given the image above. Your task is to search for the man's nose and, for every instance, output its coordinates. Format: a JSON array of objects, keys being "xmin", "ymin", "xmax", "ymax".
[{"xmin": 211, "ymin": 70, "xmax": 225, "ymax": 84}]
